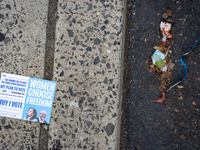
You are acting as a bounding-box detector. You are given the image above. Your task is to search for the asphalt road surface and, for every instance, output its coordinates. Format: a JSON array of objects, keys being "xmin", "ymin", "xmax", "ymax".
[{"xmin": 121, "ymin": 0, "xmax": 200, "ymax": 149}]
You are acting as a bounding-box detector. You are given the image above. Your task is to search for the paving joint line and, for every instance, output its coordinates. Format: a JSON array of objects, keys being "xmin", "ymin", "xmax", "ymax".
[{"xmin": 38, "ymin": 0, "xmax": 58, "ymax": 149}]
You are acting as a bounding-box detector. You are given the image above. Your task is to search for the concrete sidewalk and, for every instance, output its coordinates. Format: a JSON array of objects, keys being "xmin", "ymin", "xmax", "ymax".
[
  {"xmin": 0, "ymin": 0, "xmax": 48, "ymax": 149},
  {"xmin": 0, "ymin": 0, "xmax": 126, "ymax": 149}
]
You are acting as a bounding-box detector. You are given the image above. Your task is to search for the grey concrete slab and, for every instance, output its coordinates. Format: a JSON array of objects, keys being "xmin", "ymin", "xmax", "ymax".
[
  {"xmin": 0, "ymin": 0, "xmax": 48, "ymax": 149},
  {"xmin": 49, "ymin": 0, "xmax": 125, "ymax": 149}
]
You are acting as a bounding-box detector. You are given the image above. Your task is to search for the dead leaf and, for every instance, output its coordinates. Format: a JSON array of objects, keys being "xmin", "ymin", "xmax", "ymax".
[
  {"xmin": 197, "ymin": 77, "xmax": 200, "ymax": 80},
  {"xmin": 177, "ymin": 91, "xmax": 182, "ymax": 96},
  {"xmin": 167, "ymin": 10, "xmax": 172, "ymax": 16},
  {"xmin": 177, "ymin": 85, "xmax": 184, "ymax": 89},
  {"xmin": 161, "ymin": 41, "xmax": 168, "ymax": 47},
  {"xmin": 161, "ymin": 71, "xmax": 171, "ymax": 78},
  {"xmin": 149, "ymin": 64, "xmax": 155, "ymax": 72},
  {"xmin": 160, "ymin": 44, "xmax": 168, "ymax": 50},
  {"xmin": 159, "ymin": 85, "xmax": 165, "ymax": 92},
  {"xmin": 159, "ymin": 79, "xmax": 167, "ymax": 91},
  {"xmin": 178, "ymin": 96, "xmax": 183, "ymax": 100},
  {"xmin": 179, "ymin": 122, "xmax": 185, "ymax": 126},
  {"xmin": 164, "ymin": 57, "xmax": 170, "ymax": 63},
  {"xmin": 174, "ymin": 108, "xmax": 179, "ymax": 112},
  {"xmin": 155, "ymin": 67, "xmax": 162, "ymax": 73},
  {"xmin": 161, "ymin": 79, "xmax": 166, "ymax": 86},
  {"xmin": 167, "ymin": 62, "xmax": 175, "ymax": 70},
  {"xmin": 165, "ymin": 46, "xmax": 171, "ymax": 57},
  {"xmin": 192, "ymin": 101, "xmax": 196, "ymax": 106},
  {"xmin": 153, "ymin": 46, "xmax": 164, "ymax": 52},
  {"xmin": 180, "ymin": 134, "xmax": 186, "ymax": 139},
  {"xmin": 150, "ymin": 64, "xmax": 155, "ymax": 69}
]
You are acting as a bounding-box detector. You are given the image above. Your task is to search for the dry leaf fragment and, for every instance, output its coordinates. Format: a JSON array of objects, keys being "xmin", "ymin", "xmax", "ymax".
[
  {"xmin": 150, "ymin": 64, "xmax": 155, "ymax": 69},
  {"xmin": 149, "ymin": 64, "xmax": 155, "ymax": 72},
  {"xmin": 155, "ymin": 67, "xmax": 162, "ymax": 73},
  {"xmin": 161, "ymin": 79, "xmax": 167, "ymax": 86},
  {"xmin": 174, "ymin": 108, "xmax": 179, "ymax": 112},
  {"xmin": 192, "ymin": 101, "xmax": 196, "ymax": 106},
  {"xmin": 153, "ymin": 46, "xmax": 164, "ymax": 52},
  {"xmin": 178, "ymin": 96, "xmax": 183, "ymax": 100},
  {"xmin": 161, "ymin": 71, "xmax": 171, "ymax": 78},
  {"xmin": 165, "ymin": 46, "xmax": 171, "ymax": 57},
  {"xmin": 160, "ymin": 44, "xmax": 168, "ymax": 50},
  {"xmin": 164, "ymin": 57, "xmax": 170, "ymax": 63},
  {"xmin": 179, "ymin": 122, "xmax": 185, "ymax": 126},
  {"xmin": 180, "ymin": 134, "xmax": 186, "ymax": 139},
  {"xmin": 177, "ymin": 85, "xmax": 184, "ymax": 89},
  {"xmin": 167, "ymin": 62, "xmax": 175, "ymax": 70},
  {"xmin": 167, "ymin": 10, "xmax": 172, "ymax": 16}
]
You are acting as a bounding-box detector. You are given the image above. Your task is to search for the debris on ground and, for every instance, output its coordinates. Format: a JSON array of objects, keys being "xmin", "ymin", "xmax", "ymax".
[
  {"xmin": 180, "ymin": 134, "xmax": 186, "ymax": 139},
  {"xmin": 179, "ymin": 121, "xmax": 185, "ymax": 126},
  {"xmin": 151, "ymin": 92, "xmax": 166, "ymax": 104},
  {"xmin": 148, "ymin": 9, "xmax": 175, "ymax": 102},
  {"xmin": 151, "ymin": 50, "xmax": 166, "ymax": 69},
  {"xmin": 192, "ymin": 101, "xmax": 196, "ymax": 106},
  {"xmin": 177, "ymin": 85, "xmax": 184, "ymax": 89}
]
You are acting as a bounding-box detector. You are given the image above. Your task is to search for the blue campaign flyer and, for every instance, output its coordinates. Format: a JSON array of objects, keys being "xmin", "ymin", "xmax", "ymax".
[{"xmin": 0, "ymin": 73, "xmax": 57, "ymax": 124}]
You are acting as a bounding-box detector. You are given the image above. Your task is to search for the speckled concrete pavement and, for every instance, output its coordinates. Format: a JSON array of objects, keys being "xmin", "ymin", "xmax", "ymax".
[
  {"xmin": 0, "ymin": 0, "xmax": 126, "ymax": 150},
  {"xmin": 49, "ymin": 0, "xmax": 126, "ymax": 149},
  {"xmin": 0, "ymin": 0, "xmax": 48, "ymax": 149}
]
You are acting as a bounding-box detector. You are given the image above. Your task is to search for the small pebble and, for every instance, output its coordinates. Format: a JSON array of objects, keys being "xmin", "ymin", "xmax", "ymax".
[
  {"xmin": 90, "ymin": 73, "xmax": 94, "ymax": 78},
  {"xmin": 0, "ymin": 33, "xmax": 5, "ymax": 42},
  {"xmin": 107, "ymin": 50, "xmax": 111, "ymax": 53},
  {"xmin": 97, "ymin": 12, "xmax": 101, "ymax": 16}
]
